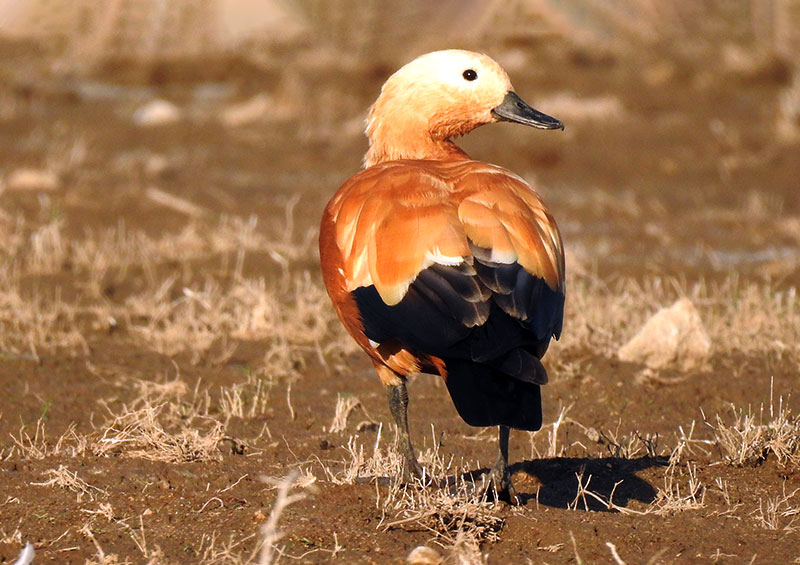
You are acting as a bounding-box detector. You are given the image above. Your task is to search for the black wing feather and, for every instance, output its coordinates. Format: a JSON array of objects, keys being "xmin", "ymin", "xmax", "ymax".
[
  {"xmin": 353, "ymin": 250, "xmax": 564, "ymax": 432},
  {"xmin": 353, "ymin": 248, "xmax": 564, "ymax": 363}
]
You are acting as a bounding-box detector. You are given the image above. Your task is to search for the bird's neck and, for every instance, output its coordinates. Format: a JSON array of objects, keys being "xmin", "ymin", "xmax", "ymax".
[
  {"xmin": 364, "ymin": 134, "xmax": 469, "ymax": 167},
  {"xmin": 363, "ymin": 102, "xmax": 470, "ymax": 167}
]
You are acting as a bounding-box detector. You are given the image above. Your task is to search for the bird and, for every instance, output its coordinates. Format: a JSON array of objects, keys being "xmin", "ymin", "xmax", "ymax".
[{"xmin": 319, "ymin": 49, "xmax": 565, "ymax": 502}]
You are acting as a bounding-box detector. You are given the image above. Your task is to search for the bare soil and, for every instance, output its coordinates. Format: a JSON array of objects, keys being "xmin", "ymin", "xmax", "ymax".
[{"xmin": 1, "ymin": 29, "xmax": 800, "ymax": 565}]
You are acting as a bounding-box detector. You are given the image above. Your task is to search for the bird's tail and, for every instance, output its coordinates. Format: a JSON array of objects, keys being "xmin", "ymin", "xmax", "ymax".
[{"xmin": 442, "ymin": 357, "xmax": 543, "ymax": 431}]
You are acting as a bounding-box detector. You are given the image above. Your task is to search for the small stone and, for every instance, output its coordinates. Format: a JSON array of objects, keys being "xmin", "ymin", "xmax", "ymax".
[
  {"xmin": 144, "ymin": 154, "xmax": 174, "ymax": 177},
  {"xmin": 221, "ymin": 94, "xmax": 273, "ymax": 127},
  {"xmin": 618, "ymin": 298, "xmax": 711, "ymax": 372},
  {"xmin": 133, "ymin": 99, "xmax": 181, "ymax": 127},
  {"xmin": 6, "ymin": 168, "xmax": 60, "ymax": 191}
]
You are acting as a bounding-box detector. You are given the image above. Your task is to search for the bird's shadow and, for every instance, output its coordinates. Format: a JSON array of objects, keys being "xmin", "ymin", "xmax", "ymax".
[{"xmin": 461, "ymin": 455, "xmax": 668, "ymax": 511}]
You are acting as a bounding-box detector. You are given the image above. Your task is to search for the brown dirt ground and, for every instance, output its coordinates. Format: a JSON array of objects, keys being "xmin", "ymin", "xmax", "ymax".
[{"xmin": 1, "ymin": 27, "xmax": 800, "ymax": 565}]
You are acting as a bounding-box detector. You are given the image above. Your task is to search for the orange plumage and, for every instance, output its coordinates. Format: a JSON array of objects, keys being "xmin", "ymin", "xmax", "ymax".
[{"xmin": 319, "ymin": 50, "xmax": 565, "ymax": 500}]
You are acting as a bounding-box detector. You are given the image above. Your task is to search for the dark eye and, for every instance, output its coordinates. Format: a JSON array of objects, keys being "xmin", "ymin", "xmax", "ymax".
[{"xmin": 462, "ymin": 69, "xmax": 477, "ymax": 81}]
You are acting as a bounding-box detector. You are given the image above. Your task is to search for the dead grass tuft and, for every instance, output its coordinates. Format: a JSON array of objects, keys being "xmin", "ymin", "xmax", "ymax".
[
  {"xmin": 219, "ymin": 372, "xmax": 274, "ymax": 421},
  {"xmin": 26, "ymin": 219, "xmax": 69, "ymax": 274},
  {"xmin": 31, "ymin": 465, "xmax": 105, "ymax": 501},
  {"xmin": 0, "ymin": 523, "xmax": 23, "ymax": 545},
  {"xmin": 81, "ymin": 508, "xmax": 163, "ymax": 565},
  {"xmin": 328, "ymin": 394, "xmax": 362, "ymax": 434},
  {"xmin": 327, "ymin": 394, "xmax": 375, "ymax": 434},
  {"xmin": 704, "ymin": 388, "xmax": 800, "ymax": 467},
  {"xmin": 194, "ymin": 531, "xmax": 258, "ymax": 565},
  {"xmin": 648, "ymin": 460, "xmax": 706, "ymax": 515},
  {"xmin": 752, "ymin": 484, "xmax": 800, "ymax": 532},
  {"xmin": 381, "ymin": 473, "xmax": 504, "ymax": 547},
  {"xmin": 93, "ymin": 403, "xmax": 224, "ymax": 462},
  {"xmin": 441, "ymin": 530, "xmax": 488, "ymax": 564},
  {"xmin": 328, "ymin": 426, "xmax": 504, "ymax": 550},
  {"xmin": 527, "ymin": 404, "xmax": 667, "ymax": 462},
  {"xmin": 8, "ymin": 420, "xmax": 89, "ymax": 460},
  {"xmin": 325, "ymin": 425, "xmax": 404, "ymax": 485},
  {"xmin": 6, "ymin": 371, "xmax": 276, "ymax": 466},
  {"xmin": 4, "ymin": 202, "xmax": 313, "ymax": 279}
]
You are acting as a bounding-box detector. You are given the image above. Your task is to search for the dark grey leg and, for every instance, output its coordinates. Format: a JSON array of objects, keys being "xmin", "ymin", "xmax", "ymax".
[
  {"xmin": 489, "ymin": 425, "xmax": 519, "ymax": 504},
  {"xmin": 387, "ymin": 382, "xmax": 423, "ymax": 480}
]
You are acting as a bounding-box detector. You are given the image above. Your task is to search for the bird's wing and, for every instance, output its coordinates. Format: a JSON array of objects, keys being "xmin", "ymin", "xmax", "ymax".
[
  {"xmin": 455, "ymin": 166, "xmax": 564, "ymax": 294},
  {"xmin": 321, "ymin": 160, "xmax": 564, "ymax": 365},
  {"xmin": 327, "ymin": 162, "xmax": 472, "ymax": 305},
  {"xmin": 454, "ymin": 165, "xmax": 565, "ymax": 344}
]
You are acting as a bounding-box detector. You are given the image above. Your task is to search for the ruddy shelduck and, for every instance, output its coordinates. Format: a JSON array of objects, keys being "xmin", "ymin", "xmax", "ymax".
[{"xmin": 319, "ymin": 50, "xmax": 564, "ymax": 502}]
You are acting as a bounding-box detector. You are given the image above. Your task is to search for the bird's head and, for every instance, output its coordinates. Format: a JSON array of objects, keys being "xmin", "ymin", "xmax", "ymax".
[{"xmin": 364, "ymin": 50, "xmax": 563, "ymax": 166}]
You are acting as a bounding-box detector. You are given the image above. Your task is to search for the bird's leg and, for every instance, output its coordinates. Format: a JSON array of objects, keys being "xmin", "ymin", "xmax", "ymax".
[
  {"xmin": 489, "ymin": 425, "xmax": 519, "ymax": 504},
  {"xmin": 386, "ymin": 382, "xmax": 424, "ymax": 481}
]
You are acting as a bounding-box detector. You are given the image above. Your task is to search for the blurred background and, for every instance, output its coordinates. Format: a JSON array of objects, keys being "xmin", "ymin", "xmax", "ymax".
[{"xmin": 0, "ymin": 0, "xmax": 798, "ymax": 282}]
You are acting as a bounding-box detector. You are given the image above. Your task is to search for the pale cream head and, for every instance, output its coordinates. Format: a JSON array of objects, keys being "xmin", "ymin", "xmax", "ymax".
[{"xmin": 364, "ymin": 50, "xmax": 515, "ymax": 167}]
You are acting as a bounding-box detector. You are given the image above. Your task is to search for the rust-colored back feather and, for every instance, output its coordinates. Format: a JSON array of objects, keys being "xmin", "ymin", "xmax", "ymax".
[{"xmin": 321, "ymin": 159, "xmax": 563, "ymax": 307}]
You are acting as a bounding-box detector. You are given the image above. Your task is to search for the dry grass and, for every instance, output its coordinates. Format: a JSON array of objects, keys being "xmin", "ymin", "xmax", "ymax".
[
  {"xmin": 327, "ymin": 394, "xmax": 375, "ymax": 434},
  {"xmin": 0, "ymin": 204, "xmax": 358, "ymax": 385},
  {"xmin": 549, "ymin": 274, "xmax": 800, "ymax": 372},
  {"xmin": 80, "ymin": 507, "xmax": 164, "ymax": 564},
  {"xmin": 525, "ymin": 404, "xmax": 667, "ymax": 462},
  {"xmin": 0, "ymin": 523, "xmax": 24, "ymax": 545},
  {"xmin": 703, "ymin": 387, "xmax": 800, "ymax": 467},
  {"xmin": 324, "ymin": 425, "xmax": 503, "ymax": 559},
  {"xmin": 257, "ymin": 472, "xmax": 319, "ymax": 565},
  {"xmin": 31, "ymin": 465, "xmax": 105, "ymax": 502},
  {"xmin": 752, "ymin": 485, "xmax": 800, "ymax": 532},
  {"xmin": 92, "ymin": 403, "xmax": 225, "ymax": 463},
  {"xmin": 554, "ymin": 442, "xmax": 705, "ymax": 518},
  {"xmin": 121, "ymin": 268, "xmax": 347, "ymax": 369},
  {"xmin": 381, "ymin": 472, "xmax": 504, "ymax": 546},
  {"xmin": 0, "ymin": 275, "xmax": 88, "ymax": 359},
  {"xmin": 8, "ymin": 404, "xmax": 224, "ymax": 464},
  {"xmin": 324, "ymin": 425, "xmax": 404, "ymax": 486},
  {"xmin": 312, "ymin": 380, "xmax": 800, "ymax": 560},
  {"xmin": 219, "ymin": 372, "xmax": 274, "ymax": 421},
  {"xmin": 6, "ymin": 420, "xmax": 89, "ymax": 460},
  {"xmin": 1, "ymin": 207, "xmax": 313, "ymax": 279},
  {"xmin": 2, "ymin": 370, "xmax": 309, "ymax": 563},
  {"xmin": 647, "ymin": 460, "xmax": 706, "ymax": 515},
  {"xmin": 777, "ymin": 72, "xmax": 800, "ymax": 142},
  {"xmin": 3, "ymin": 193, "xmax": 798, "ymax": 375},
  {"xmin": 194, "ymin": 532, "xmax": 258, "ymax": 565},
  {"xmin": 2, "ymin": 255, "xmax": 797, "ymax": 562},
  {"xmin": 2, "ymin": 4, "xmax": 798, "ymax": 562},
  {"xmin": 5, "ymin": 372, "xmax": 275, "ymax": 465}
]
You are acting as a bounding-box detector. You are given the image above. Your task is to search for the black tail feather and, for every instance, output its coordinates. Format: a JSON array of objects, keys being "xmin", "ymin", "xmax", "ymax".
[{"xmin": 443, "ymin": 358, "xmax": 542, "ymax": 431}]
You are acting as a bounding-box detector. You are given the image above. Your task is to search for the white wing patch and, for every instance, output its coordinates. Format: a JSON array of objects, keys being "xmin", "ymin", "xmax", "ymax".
[{"xmin": 425, "ymin": 249, "xmax": 465, "ymax": 266}]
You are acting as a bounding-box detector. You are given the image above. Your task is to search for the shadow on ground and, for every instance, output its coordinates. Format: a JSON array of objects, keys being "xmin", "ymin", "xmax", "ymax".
[{"xmin": 514, "ymin": 456, "xmax": 668, "ymax": 510}]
